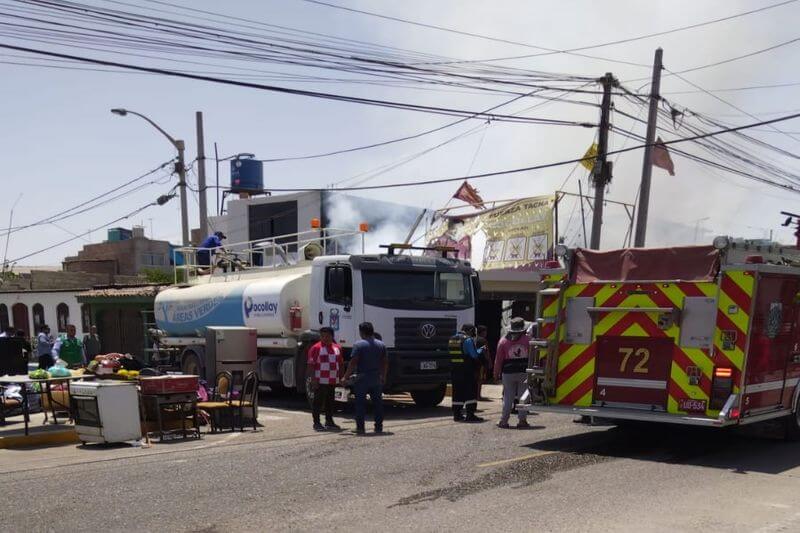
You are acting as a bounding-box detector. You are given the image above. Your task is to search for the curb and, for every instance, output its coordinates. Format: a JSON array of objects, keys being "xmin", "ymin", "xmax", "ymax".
[{"xmin": 0, "ymin": 429, "xmax": 80, "ymax": 449}]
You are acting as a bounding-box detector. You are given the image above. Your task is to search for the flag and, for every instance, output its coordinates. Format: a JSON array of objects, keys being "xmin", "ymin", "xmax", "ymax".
[
  {"xmin": 580, "ymin": 143, "xmax": 598, "ymax": 172},
  {"xmin": 452, "ymin": 181, "xmax": 485, "ymax": 209},
  {"xmin": 652, "ymin": 137, "xmax": 675, "ymax": 176}
]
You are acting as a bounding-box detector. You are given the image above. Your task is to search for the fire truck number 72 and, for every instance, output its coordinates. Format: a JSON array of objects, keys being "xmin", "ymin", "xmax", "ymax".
[{"xmin": 619, "ymin": 347, "xmax": 650, "ymax": 374}]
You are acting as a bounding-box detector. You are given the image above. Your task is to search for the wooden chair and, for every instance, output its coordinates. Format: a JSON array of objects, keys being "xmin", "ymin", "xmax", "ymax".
[
  {"xmin": 229, "ymin": 371, "xmax": 259, "ymax": 431},
  {"xmin": 196, "ymin": 371, "xmax": 234, "ymax": 433}
]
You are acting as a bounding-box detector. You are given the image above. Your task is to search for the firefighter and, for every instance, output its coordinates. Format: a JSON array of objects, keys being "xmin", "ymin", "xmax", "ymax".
[
  {"xmin": 449, "ymin": 323, "xmax": 484, "ymax": 423},
  {"xmin": 494, "ymin": 317, "xmax": 531, "ymax": 429}
]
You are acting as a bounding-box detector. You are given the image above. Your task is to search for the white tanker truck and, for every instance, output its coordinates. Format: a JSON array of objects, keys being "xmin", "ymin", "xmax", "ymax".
[{"xmin": 152, "ymin": 228, "xmax": 478, "ymax": 407}]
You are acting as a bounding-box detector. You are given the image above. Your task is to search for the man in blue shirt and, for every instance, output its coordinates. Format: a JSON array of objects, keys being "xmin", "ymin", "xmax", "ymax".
[
  {"xmin": 448, "ymin": 323, "xmax": 484, "ymax": 422},
  {"xmin": 342, "ymin": 322, "xmax": 388, "ymax": 435},
  {"xmin": 197, "ymin": 231, "xmax": 226, "ymax": 267}
]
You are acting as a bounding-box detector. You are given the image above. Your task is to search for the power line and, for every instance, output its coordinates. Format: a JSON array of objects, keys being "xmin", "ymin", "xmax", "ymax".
[
  {"xmin": 0, "ymin": 159, "xmax": 174, "ymax": 237},
  {"xmin": 199, "ymin": 110, "xmax": 800, "ymax": 193},
  {"xmin": 8, "ymin": 192, "xmax": 174, "ymax": 263},
  {"xmin": 415, "ymin": 0, "xmax": 799, "ymax": 66},
  {"xmin": 300, "ymin": 0, "xmax": 652, "ymax": 68},
  {"xmin": 0, "ymin": 43, "xmax": 596, "ymax": 128}
]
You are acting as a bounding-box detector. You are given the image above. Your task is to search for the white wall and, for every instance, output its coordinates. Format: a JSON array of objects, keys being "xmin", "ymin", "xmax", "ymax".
[{"xmin": 0, "ymin": 291, "xmax": 87, "ymax": 337}]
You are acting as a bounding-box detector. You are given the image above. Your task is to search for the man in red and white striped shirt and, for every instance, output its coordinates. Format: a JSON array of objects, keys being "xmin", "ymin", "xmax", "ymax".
[{"xmin": 306, "ymin": 327, "xmax": 344, "ymax": 432}]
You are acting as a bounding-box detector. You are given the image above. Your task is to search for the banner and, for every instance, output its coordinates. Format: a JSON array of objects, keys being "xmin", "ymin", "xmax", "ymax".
[{"xmin": 426, "ymin": 195, "xmax": 555, "ymax": 270}]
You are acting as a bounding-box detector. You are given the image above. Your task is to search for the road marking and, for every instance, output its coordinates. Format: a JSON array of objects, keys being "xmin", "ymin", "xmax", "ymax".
[{"xmin": 477, "ymin": 450, "xmax": 556, "ymax": 468}]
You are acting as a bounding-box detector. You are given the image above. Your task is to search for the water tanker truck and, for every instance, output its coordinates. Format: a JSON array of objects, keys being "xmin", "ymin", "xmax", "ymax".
[{"xmin": 152, "ymin": 228, "xmax": 478, "ymax": 407}]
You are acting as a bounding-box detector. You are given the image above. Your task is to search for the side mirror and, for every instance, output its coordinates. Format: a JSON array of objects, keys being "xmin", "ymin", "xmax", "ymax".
[{"xmin": 471, "ymin": 273, "xmax": 482, "ymax": 301}]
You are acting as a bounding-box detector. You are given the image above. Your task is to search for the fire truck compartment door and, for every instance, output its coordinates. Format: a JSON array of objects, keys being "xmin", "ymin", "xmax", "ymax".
[
  {"xmin": 593, "ymin": 336, "xmax": 673, "ymax": 410},
  {"xmin": 564, "ymin": 297, "xmax": 594, "ymax": 345},
  {"xmin": 679, "ymin": 297, "xmax": 716, "ymax": 349}
]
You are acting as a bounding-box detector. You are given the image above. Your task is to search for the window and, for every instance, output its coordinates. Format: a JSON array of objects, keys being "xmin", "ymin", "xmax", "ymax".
[
  {"xmin": 32, "ymin": 304, "xmax": 45, "ymax": 333},
  {"xmin": 0, "ymin": 304, "xmax": 7, "ymax": 331},
  {"xmin": 81, "ymin": 304, "xmax": 92, "ymax": 333},
  {"xmin": 361, "ymin": 270, "xmax": 472, "ymax": 310},
  {"xmin": 324, "ymin": 265, "xmax": 352, "ymax": 306},
  {"xmin": 56, "ymin": 303, "xmax": 69, "ymax": 333},
  {"xmin": 140, "ymin": 252, "xmax": 166, "ymax": 266}
]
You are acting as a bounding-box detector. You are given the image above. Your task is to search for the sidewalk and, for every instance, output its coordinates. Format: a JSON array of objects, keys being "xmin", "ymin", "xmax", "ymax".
[{"xmin": 0, "ymin": 411, "xmax": 79, "ymax": 449}]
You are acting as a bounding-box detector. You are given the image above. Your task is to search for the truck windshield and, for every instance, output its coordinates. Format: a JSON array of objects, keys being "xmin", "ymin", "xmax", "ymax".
[{"xmin": 361, "ymin": 270, "xmax": 473, "ymax": 310}]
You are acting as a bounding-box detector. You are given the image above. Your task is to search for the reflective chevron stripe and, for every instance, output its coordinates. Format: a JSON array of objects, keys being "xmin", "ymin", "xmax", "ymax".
[{"xmin": 551, "ymin": 281, "xmax": 722, "ymax": 415}]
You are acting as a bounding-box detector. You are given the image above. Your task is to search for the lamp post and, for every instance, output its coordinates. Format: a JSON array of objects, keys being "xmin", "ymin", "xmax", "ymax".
[{"xmin": 111, "ymin": 108, "xmax": 189, "ymax": 246}]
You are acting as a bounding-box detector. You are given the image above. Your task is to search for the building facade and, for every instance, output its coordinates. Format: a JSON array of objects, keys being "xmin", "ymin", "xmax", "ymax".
[
  {"xmin": 63, "ymin": 226, "xmax": 171, "ymax": 276},
  {"xmin": 0, "ymin": 289, "xmax": 90, "ymax": 338}
]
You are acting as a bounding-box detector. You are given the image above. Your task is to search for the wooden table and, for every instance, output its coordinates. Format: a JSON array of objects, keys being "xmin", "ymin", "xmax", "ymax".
[{"xmin": 0, "ymin": 374, "xmax": 95, "ymax": 435}]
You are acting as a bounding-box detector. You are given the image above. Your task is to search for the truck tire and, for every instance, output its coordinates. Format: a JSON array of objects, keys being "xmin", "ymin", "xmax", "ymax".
[
  {"xmin": 410, "ymin": 384, "xmax": 447, "ymax": 408},
  {"xmin": 784, "ymin": 395, "xmax": 800, "ymax": 442},
  {"xmin": 181, "ymin": 350, "xmax": 203, "ymax": 379}
]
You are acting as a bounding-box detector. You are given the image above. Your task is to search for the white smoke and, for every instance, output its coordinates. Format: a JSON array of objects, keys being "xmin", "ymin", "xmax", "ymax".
[{"xmin": 322, "ymin": 193, "xmax": 424, "ymax": 254}]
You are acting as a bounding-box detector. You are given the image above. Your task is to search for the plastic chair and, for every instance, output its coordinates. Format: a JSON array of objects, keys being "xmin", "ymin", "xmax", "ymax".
[
  {"xmin": 230, "ymin": 371, "xmax": 259, "ymax": 431},
  {"xmin": 196, "ymin": 371, "xmax": 234, "ymax": 433}
]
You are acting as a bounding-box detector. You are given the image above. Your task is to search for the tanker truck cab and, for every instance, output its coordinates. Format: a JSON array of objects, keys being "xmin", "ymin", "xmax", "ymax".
[
  {"xmin": 310, "ymin": 250, "xmax": 477, "ymax": 406},
  {"xmin": 154, "ymin": 229, "xmax": 477, "ymax": 408}
]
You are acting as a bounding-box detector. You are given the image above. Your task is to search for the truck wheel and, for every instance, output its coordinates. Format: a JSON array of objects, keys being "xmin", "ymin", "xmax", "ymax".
[
  {"xmin": 784, "ymin": 395, "xmax": 800, "ymax": 442},
  {"xmin": 181, "ymin": 351, "xmax": 202, "ymax": 379},
  {"xmin": 410, "ymin": 384, "xmax": 447, "ymax": 408}
]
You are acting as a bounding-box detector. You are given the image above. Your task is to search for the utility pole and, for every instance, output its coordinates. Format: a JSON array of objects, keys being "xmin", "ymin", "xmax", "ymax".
[
  {"xmin": 196, "ymin": 111, "xmax": 209, "ymax": 237},
  {"xmin": 176, "ymin": 140, "xmax": 189, "ymax": 246},
  {"xmin": 633, "ymin": 48, "xmax": 663, "ymax": 248},
  {"xmin": 589, "ymin": 72, "xmax": 616, "ymax": 250}
]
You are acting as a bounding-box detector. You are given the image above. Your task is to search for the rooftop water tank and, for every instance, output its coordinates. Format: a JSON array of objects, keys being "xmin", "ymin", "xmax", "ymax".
[{"xmin": 231, "ymin": 154, "xmax": 263, "ymax": 194}]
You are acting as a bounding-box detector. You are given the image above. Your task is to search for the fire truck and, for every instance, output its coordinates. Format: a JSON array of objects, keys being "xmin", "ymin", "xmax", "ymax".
[{"xmin": 525, "ymin": 237, "xmax": 800, "ymax": 439}]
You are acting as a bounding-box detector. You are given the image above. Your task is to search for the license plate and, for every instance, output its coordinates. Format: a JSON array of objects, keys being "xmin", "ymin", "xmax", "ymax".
[
  {"xmin": 420, "ymin": 361, "xmax": 437, "ymax": 370},
  {"xmin": 334, "ymin": 387, "xmax": 349, "ymax": 402},
  {"xmin": 678, "ymin": 398, "xmax": 707, "ymax": 413}
]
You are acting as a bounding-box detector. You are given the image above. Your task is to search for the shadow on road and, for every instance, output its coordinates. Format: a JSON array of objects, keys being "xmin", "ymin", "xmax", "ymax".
[
  {"xmin": 256, "ymin": 391, "xmax": 467, "ymax": 423},
  {"xmin": 524, "ymin": 421, "xmax": 800, "ymax": 475}
]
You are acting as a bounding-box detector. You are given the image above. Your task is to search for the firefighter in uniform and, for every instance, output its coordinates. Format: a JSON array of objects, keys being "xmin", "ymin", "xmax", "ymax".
[
  {"xmin": 494, "ymin": 317, "xmax": 531, "ymax": 429},
  {"xmin": 449, "ymin": 324, "xmax": 484, "ymax": 422}
]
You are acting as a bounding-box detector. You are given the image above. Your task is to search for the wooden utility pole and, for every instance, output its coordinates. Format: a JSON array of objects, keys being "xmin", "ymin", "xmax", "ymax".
[
  {"xmin": 589, "ymin": 73, "xmax": 616, "ymax": 250},
  {"xmin": 633, "ymin": 48, "xmax": 663, "ymax": 248}
]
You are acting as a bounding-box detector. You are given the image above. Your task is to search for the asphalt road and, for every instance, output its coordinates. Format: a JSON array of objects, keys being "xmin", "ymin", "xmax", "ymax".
[{"xmin": 1, "ymin": 390, "xmax": 799, "ymax": 532}]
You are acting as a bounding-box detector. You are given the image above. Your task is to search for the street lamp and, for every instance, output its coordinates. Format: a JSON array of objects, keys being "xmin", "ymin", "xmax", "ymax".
[{"xmin": 111, "ymin": 108, "xmax": 189, "ymax": 246}]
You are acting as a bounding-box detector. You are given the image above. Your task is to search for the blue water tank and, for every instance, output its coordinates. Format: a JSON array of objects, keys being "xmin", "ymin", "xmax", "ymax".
[{"xmin": 230, "ymin": 155, "xmax": 263, "ymax": 193}]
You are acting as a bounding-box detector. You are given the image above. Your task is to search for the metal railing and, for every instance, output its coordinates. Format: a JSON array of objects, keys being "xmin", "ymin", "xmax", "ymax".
[{"xmin": 171, "ymin": 227, "xmax": 366, "ymax": 283}]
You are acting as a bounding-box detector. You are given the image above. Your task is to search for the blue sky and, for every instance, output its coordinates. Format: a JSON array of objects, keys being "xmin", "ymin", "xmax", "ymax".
[{"xmin": 2, "ymin": 0, "xmax": 800, "ymax": 266}]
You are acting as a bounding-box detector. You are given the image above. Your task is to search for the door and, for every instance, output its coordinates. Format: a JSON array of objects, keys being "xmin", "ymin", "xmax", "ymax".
[
  {"xmin": 320, "ymin": 264, "xmax": 356, "ymax": 345},
  {"xmin": 593, "ymin": 336, "xmax": 673, "ymax": 410},
  {"xmin": 744, "ymin": 275, "xmax": 799, "ymax": 411},
  {"xmin": 11, "ymin": 303, "xmax": 29, "ymax": 338}
]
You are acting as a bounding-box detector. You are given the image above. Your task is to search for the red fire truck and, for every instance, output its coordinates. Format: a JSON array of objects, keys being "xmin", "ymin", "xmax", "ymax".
[{"xmin": 526, "ymin": 237, "xmax": 800, "ymax": 439}]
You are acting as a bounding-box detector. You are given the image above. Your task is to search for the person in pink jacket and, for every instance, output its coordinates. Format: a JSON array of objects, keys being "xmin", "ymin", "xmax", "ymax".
[{"xmin": 494, "ymin": 317, "xmax": 531, "ymax": 429}]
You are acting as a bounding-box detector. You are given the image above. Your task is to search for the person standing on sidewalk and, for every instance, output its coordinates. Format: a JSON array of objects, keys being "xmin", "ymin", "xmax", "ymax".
[
  {"xmin": 36, "ymin": 325, "xmax": 55, "ymax": 369},
  {"xmin": 306, "ymin": 327, "xmax": 343, "ymax": 432},
  {"xmin": 448, "ymin": 324, "xmax": 484, "ymax": 423},
  {"xmin": 342, "ymin": 322, "xmax": 387, "ymax": 435},
  {"xmin": 83, "ymin": 325, "xmax": 102, "ymax": 361},
  {"xmin": 53, "ymin": 324, "xmax": 85, "ymax": 368},
  {"xmin": 494, "ymin": 317, "xmax": 531, "ymax": 429}
]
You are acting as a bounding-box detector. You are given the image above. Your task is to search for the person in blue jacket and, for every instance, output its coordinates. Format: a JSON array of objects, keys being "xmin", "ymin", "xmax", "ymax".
[{"xmin": 197, "ymin": 231, "xmax": 226, "ymax": 267}]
